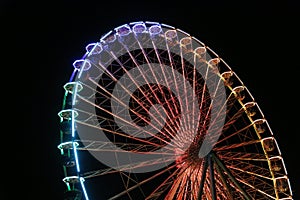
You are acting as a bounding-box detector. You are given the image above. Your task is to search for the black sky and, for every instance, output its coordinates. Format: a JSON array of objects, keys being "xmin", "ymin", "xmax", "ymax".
[{"xmin": 3, "ymin": 0, "xmax": 299, "ymax": 199}]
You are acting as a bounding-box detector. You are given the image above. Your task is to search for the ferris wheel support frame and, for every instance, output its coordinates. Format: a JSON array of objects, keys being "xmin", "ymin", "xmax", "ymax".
[
  {"xmin": 55, "ymin": 21, "xmax": 294, "ymax": 200},
  {"xmin": 197, "ymin": 152, "xmax": 252, "ymax": 200}
]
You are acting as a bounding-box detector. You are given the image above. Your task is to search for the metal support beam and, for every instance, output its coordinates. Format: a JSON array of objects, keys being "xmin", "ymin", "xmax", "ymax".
[
  {"xmin": 208, "ymin": 154, "xmax": 217, "ymax": 200},
  {"xmin": 211, "ymin": 152, "xmax": 252, "ymax": 200},
  {"xmin": 215, "ymin": 161, "xmax": 234, "ymax": 199},
  {"xmin": 197, "ymin": 156, "xmax": 209, "ymax": 200}
]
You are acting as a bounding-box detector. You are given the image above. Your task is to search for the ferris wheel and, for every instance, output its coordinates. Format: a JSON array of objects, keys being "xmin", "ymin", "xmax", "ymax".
[{"xmin": 57, "ymin": 21, "xmax": 293, "ymax": 200}]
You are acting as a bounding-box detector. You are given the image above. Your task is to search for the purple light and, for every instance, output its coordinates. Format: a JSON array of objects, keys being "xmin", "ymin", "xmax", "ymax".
[
  {"xmin": 149, "ymin": 25, "xmax": 162, "ymax": 35},
  {"xmin": 115, "ymin": 24, "xmax": 131, "ymax": 36},
  {"xmin": 133, "ymin": 23, "xmax": 146, "ymax": 34}
]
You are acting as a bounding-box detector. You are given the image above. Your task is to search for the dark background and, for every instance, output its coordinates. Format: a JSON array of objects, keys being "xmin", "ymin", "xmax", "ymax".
[{"xmin": 2, "ymin": 0, "xmax": 299, "ymax": 199}]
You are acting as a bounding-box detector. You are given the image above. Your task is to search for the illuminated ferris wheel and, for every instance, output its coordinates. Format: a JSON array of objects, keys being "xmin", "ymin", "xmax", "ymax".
[{"xmin": 57, "ymin": 21, "xmax": 293, "ymax": 200}]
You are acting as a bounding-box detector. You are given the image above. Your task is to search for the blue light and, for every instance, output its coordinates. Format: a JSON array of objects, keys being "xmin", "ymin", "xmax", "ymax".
[
  {"xmin": 145, "ymin": 21, "xmax": 160, "ymax": 25},
  {"xmin": 129, "ymin": 21, "xmax": 144, "ymax": 25},
  {"xmin": 72, "ymin": 85, "xmax": 77, "ymax": 106},
  {"xmin": 80, "ymin": 177, "xmax": 90, "ymax": 200},
  {"xmin": 100, "ymin": 30, "xmax": 113, "ymax": 41},
  {"xmin": 71, "ymin": 110, "xmax": 75, "ymax": 137},
  {"xmin": 73, "ymin": 142, "xmax": 80, "ymax": 172},
  {"xmin": 69, "ymin": 69, "xmax": 77, "ymax": 82}
]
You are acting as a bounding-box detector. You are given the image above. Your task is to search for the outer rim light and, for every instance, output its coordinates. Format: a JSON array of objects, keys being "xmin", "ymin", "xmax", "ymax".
[{"xmin": 61, "ymin": 21, "xmax": 293, "ymax": 200}]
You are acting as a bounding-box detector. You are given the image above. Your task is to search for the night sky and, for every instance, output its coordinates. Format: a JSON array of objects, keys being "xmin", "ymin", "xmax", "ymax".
[{"xmin": 4, "ymin": 0, "xmax": 299, "ymax": 199}]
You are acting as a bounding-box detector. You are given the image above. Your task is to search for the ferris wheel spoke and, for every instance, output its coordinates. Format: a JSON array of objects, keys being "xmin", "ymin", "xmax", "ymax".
[
  {"xmin": 197, "ymin": 156, "xmax": 209, "ymax": 200},
  {"xmin": 206, "ymin": 154, "xmax": 217, "ymax": 200},
  {"xmin": 217, "ymin": 151, "xmax": 268, "ymax": 162},
  {"xmin": 227, "ymin": 164, "xmax": 273, "ymax": 181},
  {"xmin": 118, "ymin": 172, "xmax": 135, "ymax": 200},
  {"xmin": 164, "ymin": 37, "xmax": 191, "ymax": 133},
  {"xmin": 211, "ymin": 152, "xmax": 252, "ymax": 200},
  {"xmin": 107, "ymin": 163, "xmax": 178, "ymax": 200},
  {"xmin": 219, "ymin": 106, "xmax": 251, "ymax": 137},
  {"xmin": 110, "ymin": 46, "xmax": 181, "ymax": 135},
  {"xmin": 57, "ymin": 21, "xmax": 293, "ymax": 200},
  {"xmin": 234, "ymin": 176, "xmax": 277, "ymax": 199},
  {"xmin": 224, "ymin": 90, "xmax": 239, "ymax": 111},
  {"xmin": 150, "ymin": 43, "xmax": 181, "ymax": 120},
  {"xmin": 82, "ymin": 156, "xmax": 176, "ymax": 179},
  {"xmin": 135, "ymin": 37, "xmax": 182, "ymax": 131},
  {"xmin": 75, "ymin": 118, "xmax": 176, "ymax": 151},
  {"xmin": 214, "ymin": 163, "xmax": 234, "ymax": 200},
  {"xmin": 99, "ymin": 58, "xmax": 179, "ymax": 140},
  {"xmin": 216, "ymin": 154, "xmax": 278, "ymax": 199},
  {"xmin": 190, "ymin": 165, "xmax": 204, "ymax": 200},
  {"xmin": 199, "ymin": 71, "xmax": 228, "ymax": 131},
  {"xmin": 77, "ymin": 140, "xmax": 176, "ymax": 155},
  {"xmin": 165, "ymin": 165, "xmax": 193, "ymax": 200},
  {"xmin": 192, "ymin": 51, "xmax": 214, "ymax": 135},
  {"xmin": 145, "ymin": 166, "xmax": 186, "ymax": 200},
  {"xmin": 214, "ymin": 139, "xmax": 261, "ymax": 151},
  {"xmin": 76, "ymin": 93, "xmax": 179, "ymax": 149},
  {"xmin": 110, "ymin": 50, "xmax": 168, "ymax": 122},
  {"xmin": 216, "ymin": 118, "xmax": 260, "ymax": 148},
  {"xmin": 175, "ymin": 166, "xmax": 199, "ymax": 200},
  {"xmin": 225, "ymin": 159, "xmax": 274, "ymax": 181},
  {"xmin": 179, "ymin": 41, "xmax": 193, "ymax": 132},
  {"xmin": 96, "ymin": 58, "xmax": 181, "ymax": 143}
]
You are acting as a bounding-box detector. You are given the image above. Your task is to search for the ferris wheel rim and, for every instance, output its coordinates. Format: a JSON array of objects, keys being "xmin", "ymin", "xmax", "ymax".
[{"xmin": 57, "ymin": 21, "xmax": 293, "ymax": 200}]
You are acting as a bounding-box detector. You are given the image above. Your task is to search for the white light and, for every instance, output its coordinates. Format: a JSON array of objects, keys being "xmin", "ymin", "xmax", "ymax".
[
  {"xmin": 80, "ymin": 177, "xmax": 90, "ymax": 200},
  {"xmin": 73, "ymin": 142, "xmax": 80, "ymax": 172}
]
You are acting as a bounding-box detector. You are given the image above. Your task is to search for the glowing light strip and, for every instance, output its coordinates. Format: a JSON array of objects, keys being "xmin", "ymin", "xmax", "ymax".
[
  {"xmin": 145, "ymin": 21, "xmax": 159, "ymax": 25},
  {"xmin": 71, "ymin": 110, "xmax": 76, "ymax": 137},
  {"xmin": 73, "ymin": 140, "xmax": 80, "ymax": 172},
  {"xmin": 80, "ymin": 177, "xmax": 89, "ymax": 200},
  {"xmin": 101, "ymin": 30, "xmax": 113, "ymax": 41},
  {"xmin": 69, "ymin": 69, "xmax": 77, "ymax": 82},
  {"xmin": 66, "ymin": 182, "xmax": 71, "ymax": 191},
  {"xmin": 70, "ymin": 84, "xmax": 89, "ymax": 199},
  {"xmin": 129, "ymin": 21, "xmax": 144, "ymax": 25}
]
